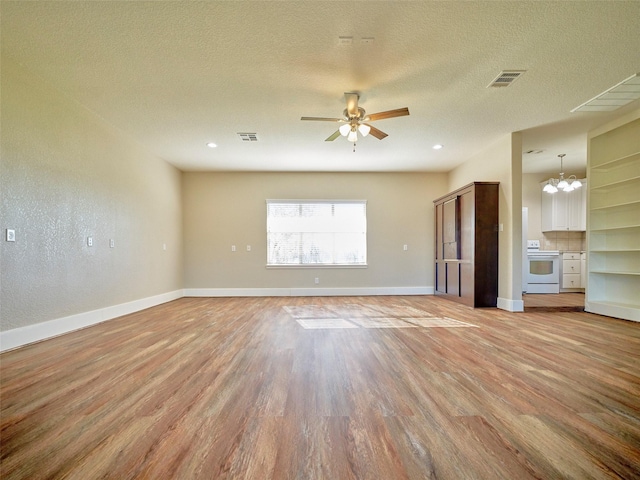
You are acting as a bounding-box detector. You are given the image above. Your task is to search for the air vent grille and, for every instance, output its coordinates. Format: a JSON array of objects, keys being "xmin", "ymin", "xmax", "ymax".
[
  {"xmin": 571, "ymin": 73, "xmax": 640, "ymax": 112},
  {"xmin": 488, "ymin": 70, "xmax": 526, "ymax": 88},
  {"xmin": 237, "ymin": 132, "xmax": 258, "ymax": 142}
]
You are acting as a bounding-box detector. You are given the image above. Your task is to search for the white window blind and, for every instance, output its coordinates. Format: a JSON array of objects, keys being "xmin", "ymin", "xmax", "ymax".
[{"xmin": 267, "ymin": 200, "xmax": 367, "ymax": 266}]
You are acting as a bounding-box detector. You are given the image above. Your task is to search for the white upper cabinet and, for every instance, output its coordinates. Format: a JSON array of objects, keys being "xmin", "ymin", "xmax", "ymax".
[{"xmin": 541, "ymin": 180, "xmax": 587, "ymax": 231}]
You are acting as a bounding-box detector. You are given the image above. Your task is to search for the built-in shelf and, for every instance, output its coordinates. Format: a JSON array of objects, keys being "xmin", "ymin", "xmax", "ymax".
[
  {"xmin": 591, "ymin": 151, "xmax": 640, "ymax": 171},
  {"xmin": 590, "ymin": 270, "xmax": 640, "ymax": 276},
  {"xmin": 590, "ymin": 225, "xmax": 640, "ymax": 233},
  {"xmin": 586, "ymin": 114, "xmax": 639, "ymax": 323},
  {"xmin": 590, "ymin": 249, "xmax": 640, "ymax": 253},
  {"xmin": 586, "ymin": 301, "xmax": 640, "ymax": 322},
  {"xmin": 590, "ymin": 199, "xmax": 640, "ymax": 211},
  {"xmin": 590, "ymin": 175, "xmax": 640, "ymax": 192}
]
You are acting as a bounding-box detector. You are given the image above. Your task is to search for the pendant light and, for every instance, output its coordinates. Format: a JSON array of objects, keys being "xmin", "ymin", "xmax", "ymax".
[{"xmin": 543, "ymin": 154, "xmax": 583, "ymax": 194}]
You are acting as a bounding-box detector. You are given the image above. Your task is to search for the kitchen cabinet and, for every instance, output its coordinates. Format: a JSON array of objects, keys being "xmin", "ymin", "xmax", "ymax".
[
  {"xmin": 561, "ymin": 252, "xmax": 584, "ymax": 291},
  {"xmin": 540, "ymin": 180, "xmax": 587, "ymax": 231},
  {"xmin": 434, "ymin": 182, "xmax": 499, "ymax": 307},
  {"xmin": 586, "ymin": 115, "xmax": 640, "ymax": 322}
]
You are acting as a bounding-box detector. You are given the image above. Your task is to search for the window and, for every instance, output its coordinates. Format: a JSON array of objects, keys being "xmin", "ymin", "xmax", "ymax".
[{"xmin": 267, "ymin": 200, "xmax": 367, "ymax": 266}]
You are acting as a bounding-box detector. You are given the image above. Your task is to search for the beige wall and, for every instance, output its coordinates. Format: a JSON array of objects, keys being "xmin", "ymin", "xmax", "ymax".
[
  {"xmin": 182, "ymin": 171, "xmax": 448, "ymax": 291},
  {"xmin": 0, "ymin": 57, "xmax": 183, "ymax": 332},
  {"xmin": 448, "ymin": 133, "xmax": 523, "ymax": 307}
]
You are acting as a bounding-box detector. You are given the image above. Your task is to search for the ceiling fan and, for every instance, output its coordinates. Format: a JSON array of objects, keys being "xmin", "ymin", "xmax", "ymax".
[{"xmin": 301, "ymin": 92, "xmax": 409, "ymax": 143}]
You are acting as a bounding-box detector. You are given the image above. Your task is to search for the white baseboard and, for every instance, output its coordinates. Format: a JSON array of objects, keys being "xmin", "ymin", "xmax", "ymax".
[
  {"xmin": 497, "ymin": 297, "xmax": 524, "ymax": 312},
  {"xmin": 184, "ymin": 286, "xmax": 434, "ymax": 297},
  {"xmin": 1, "ymin": 287, "xmax": 435, "ymax": 352},
  {"xmin": 0, "ymin": 290, "xmax": 184, "ymax": 352}
]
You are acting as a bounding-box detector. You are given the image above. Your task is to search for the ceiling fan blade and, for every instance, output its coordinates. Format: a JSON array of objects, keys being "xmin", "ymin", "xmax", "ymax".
[
  {"xmin": 345, "ymin": 92, "xmax": 359, "ymax": 117},
  {"xmin": 365, "ymin": 107, "xmax": 410, "ymax": 122},
  {"xmin": 367, "ymin": 125, "xmax": 388, "ymax": 140},
  {"xmin": 301, "ymin": 116, "xmax": 342, "ymax": 122},
  {"xmin": 325, "ymin": 130, "xmax": 342, "ymax": 141}
]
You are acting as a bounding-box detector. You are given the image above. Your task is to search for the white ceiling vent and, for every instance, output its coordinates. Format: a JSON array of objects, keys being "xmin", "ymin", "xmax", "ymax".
[
  {"xmin": 237, "ymin": 132, "xmax": 258, "ymax": 142},
  {"xmin": 487, "ymin": 70, "xmax": 526, "ymax": 88},
  {"xmin": 571, "ymin": 73, "xmax": 640, "ymax": 112}
]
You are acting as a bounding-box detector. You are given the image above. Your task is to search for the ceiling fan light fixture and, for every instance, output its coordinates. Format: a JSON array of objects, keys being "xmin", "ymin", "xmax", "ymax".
[
  {"xmin": 301, "ymin": 92, "xmax": 409, "ymax": 146},
  {"xmin": 358, "ymin": 124, "xmax": 371, "ymax": 137},
  {"xmin": 339, "ymin": 123, "xmax": 351, "ymax": 136}
]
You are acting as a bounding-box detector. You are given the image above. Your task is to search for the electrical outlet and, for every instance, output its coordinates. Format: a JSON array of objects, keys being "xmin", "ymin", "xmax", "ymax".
[
  {"xmin": 231, "ymin": 245, "xmax": 236, "ymax": 252},
  {"xmin": 87, "ymin": 236, "xmax": 93, "ymax": 247},
  {"xmin": 246, "ymin": 245, "xmax": 251, "ymax": 252},
  {"xmin": 6, "ymin": 229, "xmax": 15, "ymax": 242},
  {"xmin": 403, "ymin": 244, "xmax": 408, "ymax": 251},
  {"xmin": 110, "ymin": 239, "xmax": 115, "ymax": 248},
  {"xmin": 314, "ymin": 277, "xmax": 319, "ymax": 284}
]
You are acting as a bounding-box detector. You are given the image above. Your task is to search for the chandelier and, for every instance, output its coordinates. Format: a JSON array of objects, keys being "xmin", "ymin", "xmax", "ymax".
[{"xmin": 542, "ymin": 154, "xmax": 583, "ymax": 193}]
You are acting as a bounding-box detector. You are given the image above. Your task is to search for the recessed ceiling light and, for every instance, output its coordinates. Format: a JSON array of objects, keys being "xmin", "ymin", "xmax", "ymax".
[
  {"xmin": 206, "ymin": 142, "xmax": 217, "ymax": 148},
  {"xmin": 433, "ymin": 144, "xmax": 443, "ymax": 150}
]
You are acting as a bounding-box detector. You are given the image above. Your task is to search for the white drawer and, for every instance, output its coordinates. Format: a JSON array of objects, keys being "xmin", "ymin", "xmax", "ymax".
[
  {"xmin": 563, "ymin": 259, "xmax": 581, "ymax": 273},
  {"xmin": 563, "ymin": 273, "xmax": 582, "ymax": 288},
  {"xmin": 563, "ymin": 252, "xmax": 581, "ymax": 260}
]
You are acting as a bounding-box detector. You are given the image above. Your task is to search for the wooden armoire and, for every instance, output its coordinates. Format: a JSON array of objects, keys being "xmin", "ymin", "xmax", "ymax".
[{"xmin": 433, "ymin": 182, "xmax": 499, "ymax": 307}]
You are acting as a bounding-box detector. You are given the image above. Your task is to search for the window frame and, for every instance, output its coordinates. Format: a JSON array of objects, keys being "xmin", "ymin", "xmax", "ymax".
[{"xmin": 266, "ymin": 199, "xmax": 368, "ymax": 268}]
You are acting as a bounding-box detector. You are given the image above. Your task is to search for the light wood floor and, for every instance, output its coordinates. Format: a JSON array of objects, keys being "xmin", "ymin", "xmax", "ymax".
[
  {"xmin": 523, "ymin": 292, "xmax": 585, "ymax": 311},
  {"xmin": 1, "ymin": 296, "xmax": 639, "ymax": 479}
]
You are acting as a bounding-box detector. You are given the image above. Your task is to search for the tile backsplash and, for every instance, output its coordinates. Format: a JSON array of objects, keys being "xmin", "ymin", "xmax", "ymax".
[{"xmin": 542, "ymin": 231, "xmax": 586, "ymax": 252}]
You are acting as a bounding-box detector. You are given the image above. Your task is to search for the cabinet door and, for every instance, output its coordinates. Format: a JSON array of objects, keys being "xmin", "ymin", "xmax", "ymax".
[
  {"xmin": 563, "ymin": 274, "xmax": 582, "ymax": 288},
  {"xmin": 442, "ymin": 198, "xmax": 460, "ymax": 259},
  {"xmin": 436, "ymin": 262, "xmax": 446, "ymax": 293},
  {"xmin": 435, "ymin": 203, "xmax": 443, "ymax": 260},
  {"xmin": 446, "ymin": 262, "xmax": 460, "ymax": 296},
  {"xmin": 541, "ymin": 187, "xmax": 554, "ymax": 232},
  {"xmin": 567, "ymin": 186, "xmax": 586, "ymax": 231},
  {"xmin": 541, "ymin": 187, "xmax": 570, "ymax": 231},
  {"xmin": 563, "ymin": 259, "xmax": 581, "ymax": 275},
  {"xmin": 541, "ymin": 181, "xmax": 587, "ymax": 231},
  {"xmin": 553, "ymin": 193, "xmax": 570, "ymax": 230}
]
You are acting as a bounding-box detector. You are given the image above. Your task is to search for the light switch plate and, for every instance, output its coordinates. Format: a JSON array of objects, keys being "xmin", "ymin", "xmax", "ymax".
[{"xmin": 6, "ymin": 229, "xmax": 15, "ymax": 242}]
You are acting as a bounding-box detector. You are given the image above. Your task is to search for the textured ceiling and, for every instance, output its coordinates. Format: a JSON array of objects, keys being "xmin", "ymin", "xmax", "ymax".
[{"xmin": 2, "ymin": 1, "xmax": 639, "ymax": 174}]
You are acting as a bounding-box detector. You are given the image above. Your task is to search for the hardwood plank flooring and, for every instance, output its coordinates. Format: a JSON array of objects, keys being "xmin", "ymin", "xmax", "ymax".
[
  {"xmin": 523, "ymin": 293, "xmax": 585, "ymax": 312},
  {"xmin": 1, "ymin": 296, "xmax": 639, "ymax": 479}
]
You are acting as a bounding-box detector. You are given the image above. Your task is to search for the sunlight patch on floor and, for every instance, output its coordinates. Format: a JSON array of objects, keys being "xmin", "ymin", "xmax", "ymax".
[
  {"xmin": 284, "ymin": 306, "xmax": 478, "ymax": 329},
  {"xmin": 295, "ymin": 318, "xmax": 358, "ymax": 329},
  {"xmin": 402, "ymin": 317, "xmax": 478, "ymax": 328}
]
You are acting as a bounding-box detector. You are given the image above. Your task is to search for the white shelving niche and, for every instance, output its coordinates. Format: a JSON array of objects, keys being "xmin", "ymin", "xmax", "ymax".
[{"xmin": 586, "ymin": 114, "xmax": 640, "ymax": 322}]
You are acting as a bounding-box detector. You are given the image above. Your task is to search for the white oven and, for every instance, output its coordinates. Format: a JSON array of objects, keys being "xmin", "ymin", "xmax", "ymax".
[{"xmin": 526, "ymin": 241, "xmax": 560, "ymax": 293}]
